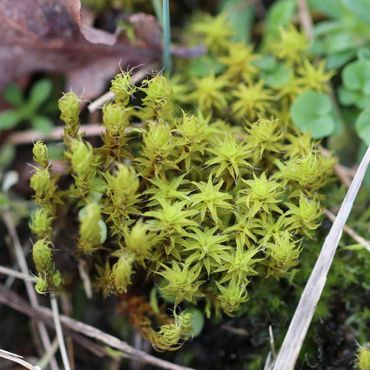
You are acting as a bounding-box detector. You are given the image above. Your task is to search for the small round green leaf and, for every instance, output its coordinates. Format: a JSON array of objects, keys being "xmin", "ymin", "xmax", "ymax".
[
  {"xmin": 355, "ymin": 109, "xmax": 370, "ymax": 145},
  {"xmin": 290, "ymin": 90, "xmax": 336, "ymax": 138},
  {"xmin": 342, "ymin": 59, "xmax": 370, "ymax": 91}
]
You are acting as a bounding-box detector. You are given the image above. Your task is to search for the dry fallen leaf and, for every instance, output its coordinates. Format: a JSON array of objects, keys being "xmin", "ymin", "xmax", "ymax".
[{"xmin": 0, "ymin": 0, "xmax": 161, "ymax": 99}]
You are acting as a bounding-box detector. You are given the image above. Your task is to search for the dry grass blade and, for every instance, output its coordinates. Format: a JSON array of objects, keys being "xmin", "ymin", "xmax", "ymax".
[
  {"xmin": 51, "ymin": 294, "xmax": 71, "ymax": 370},
  {"xmin": 0, "ymin": 348, "xmax": 41, "ymax": 370},
  {"xmin": 0, "ymin": 284, "xmax": 196, "ymax": 370},
  {"xmin": 273, "ymin": 146, "xmax": 370, "ymax": 370},
  {"xmin": 298, "ymin": 0, "xmax": 314, "ymax": 41},
  {"xmin": 324, "ymin": 209, "xmax": 370, "ymax": 252},
  {"xmin": 0, "ymin": 265, "xmax": 36, "ymax": 282},
  {"xmin": 88, "ymin": 63, "xmax": 158, "ymax": 112},
  {"xmin": 2, "ymin": 211, "xmax": 59, "ymax": 370}
]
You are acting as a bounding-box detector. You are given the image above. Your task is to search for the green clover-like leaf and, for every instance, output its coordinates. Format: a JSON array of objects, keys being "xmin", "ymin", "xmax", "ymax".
[
  {"xmin": 339, "ymin": 59, "xmax": 370, "ymax": 109},
  {"xmin": 290, "ymin": 90, "xmax": 336, "ymax": 138},
  {"xmin": 355, "ymin": 109, "xmax": 370, "ymax": 145}
]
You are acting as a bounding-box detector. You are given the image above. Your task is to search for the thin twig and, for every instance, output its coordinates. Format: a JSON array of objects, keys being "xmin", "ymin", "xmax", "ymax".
[
  {"xmin": 0, "ymin": 349, "xmax": 41, "ymax": 370},
  {"xmin": 78, "ymin": 260, "xmax": 93, "ymax": 299},
  {"xmin": 268, "ymin": 325, "xmax": 276, "ymax": 359},
  {"xmin": 324, "ymin": 209, "xmax": 370, "ymax": 252},
  {"xmin": 297, "ymin": 0, "xmax": 314, "ymax": 41},
  {"xmin": 51, "ymin": 294, "xmax": 71, "ymax": 370},
  {"xmin": 2, "ymin": 211, "xmax": 59, "ymax": 370},
  {"xmin": 7, "ymin": 122, "xmax": 144, "ymax": 145},
  {"xmin": 37, "ymin": 338, "xmax": 59, "ymax": 370},
  {"xmin": 60, "ymin": 293, "xmax": 76, "ymax": 370},
  {"xmin": 273, "ymin": 146, "xmax": 370, "ymax": 370},
  {"xmin": 7, "ymin": 123, "xmax": 103, "ymax": 145},
  {"xmin": 87, "ymin": 63, "xmax": 157, "ymax": 112},
  {"xmin": 0, "ymin": 265, "xmax": 36, "ymax": 282},
  {"xmin": 0, "ymin": 284, "xmax": 195, "ymax": 370}
]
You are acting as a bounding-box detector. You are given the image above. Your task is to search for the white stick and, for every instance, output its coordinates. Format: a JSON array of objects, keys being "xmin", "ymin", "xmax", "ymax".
[
  {"xmin": 51, "ymin": 294, "xmax": 71, "ymax": 370},
  {"xmin": 273, "ymin": 146, "xmax": 370, "ymax": 370},
  {"xmin": 0, "ymin": 265, "xmax": 36, "ymax": 282},
  {"xmin": 0, "ymin": 348, "xmax": 41, "ymax": 370},
  {"xmin": 2, "ymin": 212, "xmax": 59, "ymax": 370}
]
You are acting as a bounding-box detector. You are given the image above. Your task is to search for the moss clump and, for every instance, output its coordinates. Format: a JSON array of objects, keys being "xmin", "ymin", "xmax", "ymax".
[{"xmin": 30, "ymin": 18, "xmax": 335, "ymax": 350}]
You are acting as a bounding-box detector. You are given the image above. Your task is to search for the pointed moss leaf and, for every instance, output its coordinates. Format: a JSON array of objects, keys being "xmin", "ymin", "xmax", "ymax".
[
  {"xmin": 31, "ymin": 115, "xmax": 53, "ymax": 133},
  {"xmin": 4, "ymin": 84, "xmax": 24, "ymax": 107},
  {"xmin": 29, "ymin": 79, "xmax": 53, "ymax": 108},
  {"xmin": 356, "ymin": 109, "xmax": 370, "ymax": 145},
  {"xmin": 0, "ymin": 110, "xmax": 21, "ymax": 130},
  {"xmin": 291, "ymin": 90, "xmax": 336, "ymax": 138}
]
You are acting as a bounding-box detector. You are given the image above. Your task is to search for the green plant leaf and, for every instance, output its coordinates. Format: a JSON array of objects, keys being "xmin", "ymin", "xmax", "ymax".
[
  {"xmin": 0, "ymin": 144, "xmax": 16, "ymax": 169},
  {"xmin": 31, "ymin": 115, "xmax": 53, "ymax": 133},
  {"xmin": 290, "ymin": 90, "xmax": 336, "ymax": 138},
  {"xmin": 219, "ymin": 0, "xmax": 254, "ymax": 43},
  {"xmin": 263, "ymin": 0, "xmax": 296, "ymax": 46},
  {"xmin": 0, "ymin": 110, "xmax": 21, "ymax": 130},
  {"xmin": 355, "ymin": 109, "xmax": 370, "ymax": 145},
  {"xmin": 186, "ymin": 307, "xmax": 204, "ymax": 337},
  {"xmin": 149, "ymin": 287, "xmax": 159, "ymax": 314},
  {"xmin": 28, "ymin": 79, "xmax": 53, "ymax": 109},
  {"xmin": 188, "ymin": 56, "xmax": 225, "ymax": 77},
  {"xmin": 261, "ymin": 63, "xmax": 292, "ymax": 88},
  {"xmin": 342, "ymin": 59, "xmax": 370, "ymax": 90},
  {"xmin": 308, "ymin": 0, "xmax": 346, "ymax": 18},
  {"xmin": 342, "ymin": 0, "xmax": 370, "ymax": 24},
  {"xmin": 326, "ymin": 49, "xmax": 356, "ymax": 69},
  {"xmin": 3, "ymin": 84, "xmax": 24, "ymax": 107}
]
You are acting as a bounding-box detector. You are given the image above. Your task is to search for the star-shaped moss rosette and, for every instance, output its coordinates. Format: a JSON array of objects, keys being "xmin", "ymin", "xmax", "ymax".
[{"xmin": 28, "ymin": 18, "xmax": 337, "ymax": 351}]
